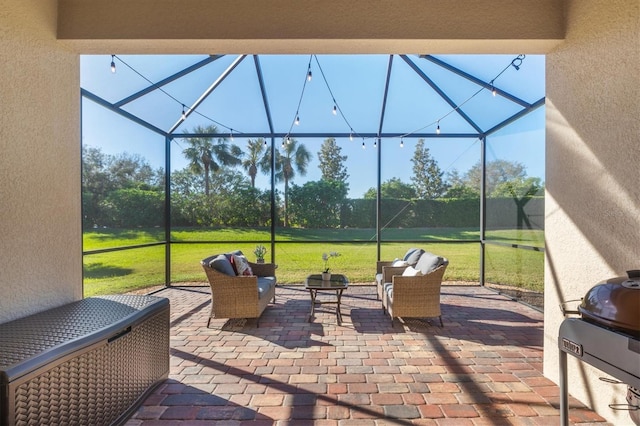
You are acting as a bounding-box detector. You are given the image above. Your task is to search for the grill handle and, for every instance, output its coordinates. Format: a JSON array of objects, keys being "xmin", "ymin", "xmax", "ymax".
[
  {"xmin": 628, "ymin": 270, "xmax": 640, "ymax": 278},
  {"xmin": 559, "ymin": 299, "xmax": 582, "ymax": 316}
]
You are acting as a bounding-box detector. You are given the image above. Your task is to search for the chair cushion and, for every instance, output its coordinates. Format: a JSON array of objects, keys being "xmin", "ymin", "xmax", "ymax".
[
  {"xmin": 402, "ymin": 266, "xmax": 423, "ymax": 277},
  {"xmin": 375, "ymin": 273, "xmax": 383, "ymax": 286},
  {"xmin": 257, "ymin": 276, "xmax": 276, "ymax": 299},
  {"xmin": 403, "ymin": 248, "xmax": 425, "ymax": 266},
  {"xmin": 415, "ymin": 251, "xmax": 446, "ymax": 275},
  {"xmin": 384, "ymin": 282, "xmax": 394, "ymax": 300},
  {"xmin": 208, "ymin": 254, "xmax": 236, "ymax": 276}
]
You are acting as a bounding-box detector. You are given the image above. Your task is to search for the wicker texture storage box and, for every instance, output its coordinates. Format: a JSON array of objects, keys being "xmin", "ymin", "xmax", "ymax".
[{"xmin": 0, "ymin": 295, "xmax": 170, "ymax": 426}]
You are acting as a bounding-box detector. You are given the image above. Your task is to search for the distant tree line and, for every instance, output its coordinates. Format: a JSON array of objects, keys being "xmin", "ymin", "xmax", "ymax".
[{"xmin": 82, "ymin": 126, "xmax": 544, "ymax": 230}]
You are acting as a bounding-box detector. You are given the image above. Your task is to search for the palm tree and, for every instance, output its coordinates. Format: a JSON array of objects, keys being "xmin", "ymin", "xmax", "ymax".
[
  {"xmin": 241, "ymin": 138, "xmax": 267, "ymax": 188},
  {"xmin": 182, "ymin": 125, "xmax": 242, "ymax": 195},
  {"xmin": 271, "ymin": 138, "xmax": 311, "ymax": 227}
]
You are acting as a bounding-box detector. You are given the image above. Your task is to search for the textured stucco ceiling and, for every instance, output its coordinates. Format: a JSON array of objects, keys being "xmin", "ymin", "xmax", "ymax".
[{"xmin": 57, "ymin": 0, "xmax": 565, "ymax": 54}]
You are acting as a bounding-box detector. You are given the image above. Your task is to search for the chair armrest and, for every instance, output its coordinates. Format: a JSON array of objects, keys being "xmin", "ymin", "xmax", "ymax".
[
  {"xmin": 376, "ymin": 261, "xmax": 394, "ymax": 274},
  {"xmin": 249, "ymin": 262, "xmax": 276, "ymax": 277},
  {"xmin": 382, "ymin": 266, "xmax": 408, "ymax": 283}
]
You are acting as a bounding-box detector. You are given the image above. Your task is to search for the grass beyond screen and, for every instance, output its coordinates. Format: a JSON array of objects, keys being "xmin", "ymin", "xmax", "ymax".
[{"xmin": 83, "ymin": 227, "xmax": 543, "ymax": 297}]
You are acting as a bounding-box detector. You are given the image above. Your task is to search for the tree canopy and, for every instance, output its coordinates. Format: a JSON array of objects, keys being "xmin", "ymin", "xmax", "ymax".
[
  {"xmin": 363, "ymin": 178, "xmax": 417, "ymax": 200},
  {"xmin": 181, "ymin": 125, "xmax": 242, "ymax": 196},
  {"xmin": 318, "ymin": 137, "xmax": 349, "ymax": 185},
  {"xmin": 83, "ymin": 139, "xmax": 543, "ymax": 231},
  {"xmin": 410, "ymin": 138, "xmax": 447, "ymax": 199},
  {"xmin": 446, "ymin": 159, "xmax": 543, "ymax": 198}
]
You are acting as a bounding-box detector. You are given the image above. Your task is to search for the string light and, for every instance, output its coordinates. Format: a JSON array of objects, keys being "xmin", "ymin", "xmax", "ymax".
[
  {"xmin": 229, "ymin": 131, "xmax": 234, "ymax": 141},
  {"xmin": 396, "ymin": 54, "xmax": 526, "ymax": 143},
  {"xmin": 264, "ymin": 139, "xmax": 268, "ymax": 146},
  {"xmin": 373, "ymin": 139, "xmax": 377, "ymax": 148},
  {"xmin": 110, "ymin": 53, "xmax": 527, "ymax": 146},
  {"xmin": 400, "ymin": 138, "xmax": 404, "ymax": 148}
]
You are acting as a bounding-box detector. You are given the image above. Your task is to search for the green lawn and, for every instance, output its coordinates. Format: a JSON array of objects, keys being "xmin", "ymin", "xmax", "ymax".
[{"xmin": 83, "ymin": 227, "xmax": 544, "ymax": 297}]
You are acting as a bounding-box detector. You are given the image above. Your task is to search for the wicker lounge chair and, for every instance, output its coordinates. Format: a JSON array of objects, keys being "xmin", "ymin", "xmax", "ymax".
[
  {"xmin": 201, "ymin": 253, "xmax": 276, "ymax": 327},
  {"xmin": 380, "ymin": 251, "xmax": 448, "ymax": 326},
  {"xmin": 375, "ymin": 248, "xmax": 427, "ymax": 300}
]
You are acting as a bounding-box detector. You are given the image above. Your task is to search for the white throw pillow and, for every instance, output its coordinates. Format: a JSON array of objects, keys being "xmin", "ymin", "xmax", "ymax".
[
  {"xmin": 392, "ymin": 260, "xmax": 409, "ymax": 267},
  {"xmin": 402, "ymin": 266, "xmax": 423, "ymax": 277},
  {"xmin": 232, "ymin": 254, "xmax": 253, "ymax": 276}
]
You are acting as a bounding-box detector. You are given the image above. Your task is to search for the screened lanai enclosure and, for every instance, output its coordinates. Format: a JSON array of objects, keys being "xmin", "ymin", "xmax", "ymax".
[{"xmin": 81, "ymin": 54, "xmax": 545, "ymax": 307}]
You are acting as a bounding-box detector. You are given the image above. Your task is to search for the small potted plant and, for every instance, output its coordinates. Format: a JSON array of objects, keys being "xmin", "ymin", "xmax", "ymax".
[
  {"xmin": 253, "ymin": 244, "xmax": 267, "ymax": 263},
  {"xmin": 321, "ymin": 251, "xmax": 340, "ymax": 280}
]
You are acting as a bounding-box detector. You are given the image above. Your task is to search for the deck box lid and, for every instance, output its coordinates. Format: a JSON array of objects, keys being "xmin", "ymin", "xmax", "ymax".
[{"xmin": 0, "ymin": 295, "xmax": 169, "ymax": 383}]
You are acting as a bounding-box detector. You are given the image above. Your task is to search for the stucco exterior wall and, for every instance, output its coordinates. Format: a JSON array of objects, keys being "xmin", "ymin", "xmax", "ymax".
[
  {"xmin": 0, "ymin": 0, "xmax": 82, "ymax": 322},
  {"xmin": 544, "ymin": 0, "xmax": 640, "ymax": 423}
]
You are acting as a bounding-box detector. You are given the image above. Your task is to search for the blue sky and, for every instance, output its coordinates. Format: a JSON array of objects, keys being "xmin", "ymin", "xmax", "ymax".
[{"xmin": 81, "ymin": 54, "xmax": 545, "ymax": 197}]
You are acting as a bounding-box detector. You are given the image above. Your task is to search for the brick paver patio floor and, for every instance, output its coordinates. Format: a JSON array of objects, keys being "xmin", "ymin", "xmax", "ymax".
[{"xmin": 125, "ymin": 285, "xmax": 610, "ymax": 425}]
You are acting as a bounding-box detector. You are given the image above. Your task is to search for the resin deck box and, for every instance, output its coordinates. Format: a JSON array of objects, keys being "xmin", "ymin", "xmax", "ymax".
[{"xmin": 0, "ymin": 295, "xmax": 170, "ymax": 426}]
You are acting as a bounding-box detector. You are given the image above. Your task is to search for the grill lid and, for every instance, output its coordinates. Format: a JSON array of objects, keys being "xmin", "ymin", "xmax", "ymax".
[{"xmin": 579, "ymin": 270, "xmax": 640, "ymax": 336}]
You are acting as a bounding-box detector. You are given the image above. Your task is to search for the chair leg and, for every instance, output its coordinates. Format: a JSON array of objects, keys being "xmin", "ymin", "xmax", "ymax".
[{"xmin": 207, "ymin": 304, "xmax": 215, "ymax": 328}]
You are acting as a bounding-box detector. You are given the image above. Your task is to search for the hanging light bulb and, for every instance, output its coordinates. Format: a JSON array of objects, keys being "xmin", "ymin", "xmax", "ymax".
[
  {"xmin": 373, "ymin": 139, "xmax": 377, "ymax": 148},
  {"xmin": 110, "ymin": 55, "xmax": 116, "ymax": 73},
  {"xmin": 436, "ymin": 122, "xmax": 441, "ymax": 135},
  {"xmin": 230, "ymin": 131, "xmax": 234, "ymax": 141},
  {"xmin": 400, "ymin": 138, "xmax": 404, "ymax": 148},
  {"xmin": 281, "ymin": 140, "xmax": 285, "ymax": 148},
  {"xmin": 181, "ymin": 105, "xmax": 187, "ymax": 120},
  {"xmin": 490, "ymin": 82, "xmax": 497, "ymax": 97},
  {"xmin": 307, "ymin": 70, "xmax": 312, "ymax": 82},
  {"xmin": 349, "ymin": 132, "xmax": 353, "ymax": 141},
  {"xmin": 264, "ymin": 139, "xmax": 268, "ymax": 146},
  {"xmin": 332, "ymin": 105, "xmax": 337, "ymax": 115},
  {"xmin": 362, "ymin": 140, "xmax": 365, "ymax": 149},
  {"xmin": 287, "ymin": 136, "xmax": 291, "ymax": 144},
  {"xmin": 295, "ymin": 115, "xmax": 300, "ymax": 126}
]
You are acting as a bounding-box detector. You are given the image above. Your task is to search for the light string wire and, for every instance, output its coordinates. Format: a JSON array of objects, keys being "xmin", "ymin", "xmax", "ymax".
[
  {"xmin": 313, "ymin": 55, "xmax": 360, "ymax": 140},
  {"xmin": 283, "ymin": 55, "xmax": 313, "ymax": 144},
  {"xmin": 397, "ymin": 54, "xmax": 526, "ymax": 139},
  {"xmin": 112, "ymin": 55, "xmax": 242, "ymax": 136},
  {"xmin": 301, "ymin": 54, "xmax": 526, "ymax": 145},
  {"xmin": 110, "ymin": 53, "xmax": 525, "ymax": 142}
]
